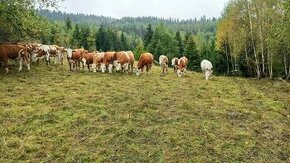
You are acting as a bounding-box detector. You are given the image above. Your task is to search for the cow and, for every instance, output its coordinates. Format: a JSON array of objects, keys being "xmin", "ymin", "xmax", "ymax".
[
  {"xmin": 82, "ymin": 51, "xmax": 95, "ymax": 71},
  {"xmin": 0, "ymin": 44, "xmax": 30, "ymax": 74},
  {"xmin": 101, "ymin": 51, "xmax": 116, "ymax": 73},
  {"xmin": 92, "ymin": 52, "xmax": 105, "ymax": 72},
  {"xmin": 31, "ymin": 48, "xmax": 47, "ymax": 63},
  {"xmin": 47, "ymin": 45, "xmax": 63, "ymax": 65},
  {"xmin": 177, "ymin": 56, "xmax": 188, "ymax": 77},
  {"xmin": 127, "ymin": 51, "xmax": 135, "ymax": 73},
  {"xmin": 159, "ymin": 55, "xmax": 168, "ymax": 75},
  {"xmin": 134, "ymin": 53, "xmax": 154, "ymax": 76},
  {"xmin": 171, "ymin": 57, "xmax": 179, "ymax": 72},
  {"xmin": 201, "ymin": 59, "xmax": 213, "ymax": 80},
  {"xmin": 113, "ymin": 51, "xmax": 131, "ymax": 73},
  {"xmin": 67, "ymin": 48, "xmax": 85, "ymax": 71},
  {"xmin": 56, "ymin": 46, "xmax": 66, "ymax": 65}
]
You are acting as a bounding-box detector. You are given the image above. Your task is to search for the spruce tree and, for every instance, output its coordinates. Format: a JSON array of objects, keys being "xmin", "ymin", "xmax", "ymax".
[
  {"xmin": 143, "ymin": 23, "xmax": 154, "ymax": 49},
  {"xmin": 184, "ymin": 35, "xmax": 199, "ymax": 71}
]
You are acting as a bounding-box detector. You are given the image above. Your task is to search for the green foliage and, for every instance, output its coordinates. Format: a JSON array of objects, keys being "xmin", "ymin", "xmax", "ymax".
[
  {"xmin": 216, "ymin": 0, "xmax": 290, "ymax": 79},
  {"xmin": 184, "ymin": 35, "xmax": 200, "ymax": 71},
  {"xmin": 0, "ymin": 0, "xmax": 60, "ymax": 42},
  {"xmin": 175, "ymin": 31, "xmax": 184, "ymax": 57},
  {"xmin": 147, "ymin": 24, "xmax": 178, "ymax": 60},
  {"xmin": 70, "ymin": 24, "xmax": 81, "ymax": 48},
  {"xmin": 143, "ymin": 24, "xmax": 154, "ymax": 49}
]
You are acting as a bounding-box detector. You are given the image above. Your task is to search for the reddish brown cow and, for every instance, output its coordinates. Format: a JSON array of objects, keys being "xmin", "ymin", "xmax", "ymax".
[
  {"xmin": 92, "ymin": 52, "xmax": 105, "ymax": 72},
  {"xmin": 82, "ymin": 52, "xmax": 96, "ymax": 71},
  {"xmin": 113, "ymin": 51, "xmax": 131, "ymax": 73},
  {"xmin": 134, "ymin": 53, "xmax": 154, "ymax": 76},
  {"xmin": 0, "ymin": 44, "xmax": 30, "ymax": 74},
  {"xmin": 101, "ymin": 51, "xmax": 116, "ymax": 73},
  {"xmin": 177, "ymin": 56, "xmax": 188, "ymax": 77},
  {"xmin": 68, "ymin": 49, "xmax": 85, "ymax": 71}
]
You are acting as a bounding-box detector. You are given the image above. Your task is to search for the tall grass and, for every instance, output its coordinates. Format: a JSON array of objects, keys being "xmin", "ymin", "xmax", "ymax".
[{"xmin": 0, "ymin": 62, "xmax": 289, "ymax": 162}]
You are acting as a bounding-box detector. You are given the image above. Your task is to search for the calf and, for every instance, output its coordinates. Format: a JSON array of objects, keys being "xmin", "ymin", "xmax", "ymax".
[
  {"xmin": 67, "ymin": 49, "xmax": 85, "ymax": 71},
  {"xmin": 92, "ymin": 52, "xmax": 105, "ymax": 72},
  {"xmin": 171, "ymin": 57, "xmax": 179, "ymax": 72},
  {"xmin": 177, "ymin": 56, "xmax": 188, "ymax": 77},
  {"xmin": 101, "ymin": 51, "xmax": 116, "ymax": 73},
  {"xmin": 159, "ymin": 55, "xmax": 168, "ymax": 75},
  {"xmin": 201, "ymin": 59, "xmax": 213, "ymax": 80},
  {"xmin": 82, "ymin": 51, "xmax": 95, "ymax": 71},
  {"xmin": 134, "ymin": 53, "xmax": 154, "ymax": 76},
  {"xmin": 0, "ymin": 44, "xmax": 30, "ymax": 74}
]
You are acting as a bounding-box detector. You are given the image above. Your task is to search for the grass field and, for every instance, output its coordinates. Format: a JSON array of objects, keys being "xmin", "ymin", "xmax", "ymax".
[{"xmin": 0, "ymin": 61, "xmax": 290, "ymax": 162}]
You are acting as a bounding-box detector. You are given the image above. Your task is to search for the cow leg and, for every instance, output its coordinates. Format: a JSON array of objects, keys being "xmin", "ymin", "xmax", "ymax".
[
  {"xmin": 19, "ymin": 57, "xmax": 23, "ymax": 72},
  {"xmin": 108, "ymin": 64, "xmax": 113, "ymax": 73},
  {"xmin": 46, "ymin": 52, "xmax": 50, "ymax": 65},
  {"xmin": 3, "ymin": 59, "xmax": 9, "ymax": 74}
]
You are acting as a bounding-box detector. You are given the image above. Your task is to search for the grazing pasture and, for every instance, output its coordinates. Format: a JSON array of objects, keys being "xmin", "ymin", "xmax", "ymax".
[{"xmin": 0, "ymin": 62, "xmax": 289, "ymax": 162}]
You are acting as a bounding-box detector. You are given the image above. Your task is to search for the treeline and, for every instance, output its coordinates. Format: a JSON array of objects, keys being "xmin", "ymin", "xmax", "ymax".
[
  {"xmin": 2, "ymin": 0, "xmax": 289, "ymax": 79},
  {"xmin": 38, "ymin": 10, "xmax": 218, "ymax": 72},
  {"xmin": 38, "ymin": 10, "xmax": 217, "ymax": 37},
  {"xmin": 216, "ymin": 0, "xmax": 290, "ymax": 79}
]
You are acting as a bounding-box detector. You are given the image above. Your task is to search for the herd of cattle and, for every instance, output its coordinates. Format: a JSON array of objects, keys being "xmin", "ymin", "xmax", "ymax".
[{"xmin": 0, "ymin": 43, "xmax": 213, "ymax": 79}]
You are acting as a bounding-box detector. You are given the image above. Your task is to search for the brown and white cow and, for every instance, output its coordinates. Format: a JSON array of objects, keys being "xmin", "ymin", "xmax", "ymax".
[
  {"xmin": 67, "ymin": 48, "xmax": 85, "ymax": 71},
  {"xmin": 177, "ymin": 56, "xmax": 188, "ymax": 77},
  {"xmin": 101, "ymin": 51, "xmax": 116, "ymax": 73},
  {"xmin": 113, "ymin": 51, "xmax": 131, "ymax": 73},
  {"xmin": 92, "ymin": 52, "xmax": 105, "ymax": 72},
  {"xmin": 159, "ymin": 55, "xmax": 168, "ymax": 75},
  {"xmin": 82, "ymin": 51, "xmax": 96, "ymax": 71},
  {"xmin": 134, "ymin": 52, "xmax": 154, "ymax": 76},
  {"xmin": 127, "ymin": 51, "xmax": 135, "ymax": 73},
  {"xmin": 171, "ymin": 57, "xmax": 179, "ymax": 73},
  {"xmin": 0, "ymin": 44, "xmax": 30, "ymax": 74}
]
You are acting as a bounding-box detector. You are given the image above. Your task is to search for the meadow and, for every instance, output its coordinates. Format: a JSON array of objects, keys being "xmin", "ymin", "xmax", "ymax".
[{"xmin": 0, "ymin": 61, "xmax": 289, "ymax": 162}]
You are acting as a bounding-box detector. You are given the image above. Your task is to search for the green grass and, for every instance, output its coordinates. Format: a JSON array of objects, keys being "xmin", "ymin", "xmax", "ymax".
[{"xmin": 0, "ymin": 61, "xmax": 290, "ymax": 162}]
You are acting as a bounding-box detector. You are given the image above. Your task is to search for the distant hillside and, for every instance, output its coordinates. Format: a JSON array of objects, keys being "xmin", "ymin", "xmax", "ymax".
[{"xmin": 38, "ymin": 10, "xmax": 218, "ymax": 36}]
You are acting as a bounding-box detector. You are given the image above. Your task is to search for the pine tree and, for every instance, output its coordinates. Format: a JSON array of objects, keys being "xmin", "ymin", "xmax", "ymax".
[
  {"xmin": 175, "ymin": 31, "xmax": 184, "ymax": 57},
  {"xmin": 184, "ymin": 35, "xmax": 199, "ymax": 71},
  {"xmin": 95, "ymin": 25, "xmax": 111, "ymax": 51},
  {"xmin": 65, "ymin": 17, "xmax": 72, "ymax": 31},
  {"xmin": 121, "ymin": 32, "xmax": 129, "ymax": 50},
  {"xmin": 70, "ymin": 24, "xmax": 81, "ymax": 48},
  {"xmin": 143, "ymin": 23, "xmax": 154, "ymax": 49}
]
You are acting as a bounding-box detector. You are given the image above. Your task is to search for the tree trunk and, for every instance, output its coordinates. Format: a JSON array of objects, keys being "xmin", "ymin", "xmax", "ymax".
[
  {"xmin": 247, "ymin": 0, "xmax": 261, "ymax": 78},
  {"xmin": 225, "ymin": 43, "xmax": 230, "ymax": 75},
  {"xmin": 284, "ymin": 53, "xmax": 288, "ymax": 79},
  {"xmin": 245, "ymin": 44, "xmax": 251, "ymax": 75},
  {"xmin": 268, "ymin": 48, "xmax": 273, "ymax": 79},
  {"xmin": 255, "ymin": 2, "xmax": 266, "ymax": 77}
]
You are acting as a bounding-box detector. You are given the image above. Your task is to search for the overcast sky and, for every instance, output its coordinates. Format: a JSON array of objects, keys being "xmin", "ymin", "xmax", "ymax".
[{"xmin": 58, "ymin": 0, "xmax": 229, "ymax": 19}]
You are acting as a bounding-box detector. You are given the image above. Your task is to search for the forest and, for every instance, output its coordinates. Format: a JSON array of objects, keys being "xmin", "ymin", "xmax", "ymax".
[{"xmin": 0, "ymin": 0, "xmax": 289, "ymax": 79}]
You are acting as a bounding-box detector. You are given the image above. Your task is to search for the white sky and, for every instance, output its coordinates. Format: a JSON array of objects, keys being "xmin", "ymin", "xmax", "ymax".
[{"xmin": 59, "ymin": 0, "xmax": 229, "ymax": 19}]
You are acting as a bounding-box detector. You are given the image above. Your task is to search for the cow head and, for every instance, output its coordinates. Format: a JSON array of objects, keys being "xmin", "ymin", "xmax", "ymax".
[
  {"xmin": 113, "ymin": 60, "xmax": 122, "ymax": 71},
  {"xmin": 31, "ymin": 52, "xmax": 38, "ymax": 62},
  {"xmin": 177, "ymin": 69, "xmax": 183, "ymax": 78},
  {"xmin": 205, "ymin": 69, "xmax": 213, "ymax": 80},
  {"xmin": 133, "ymin": 67, "xmax": 141, "ymax": 76}
]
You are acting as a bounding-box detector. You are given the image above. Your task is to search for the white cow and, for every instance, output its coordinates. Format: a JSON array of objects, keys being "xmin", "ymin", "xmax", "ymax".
[
  {"xmin": 159, "ymin": 55, "xmax": 168, "ymax": 74},
  {"xmin": 200, "ymin": 59, "xmax": 213, "ymax": 80}
]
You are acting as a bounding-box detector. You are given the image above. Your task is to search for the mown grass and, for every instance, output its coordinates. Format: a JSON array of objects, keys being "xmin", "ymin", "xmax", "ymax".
[{"xmin": 0, "ymin": 61, "xmax": 289, "ymax": 162}]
